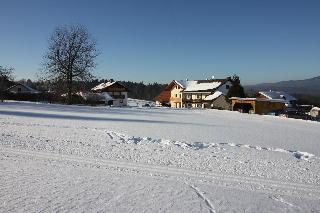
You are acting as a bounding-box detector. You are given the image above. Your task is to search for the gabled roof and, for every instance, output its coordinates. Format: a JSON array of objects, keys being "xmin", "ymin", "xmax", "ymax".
[
  {"xmin": 310, "ymin": 107, "xmax": 320, "ymax": 111},
  {"xmin": 230, "ymin": 97, "xmax": 288, "ymax": 103},
  {"xmin": 166, "ymin": 78, "xmax": 231, "ymax": 92},
  {"xmin": 6, "ymin": 83, "xmax": 40, "ymax": 94},
  {"xmin": 78, "ymin": 92, "xmax": 114, "ymax": 101},
  {"xmin": 183, "ymin": 81, "xmax": 222, "ymax": 92},
  {"xmin": 259, "ymin": 91, "xmax": 297, "ymax": 102},
  {"xmin": 92, "ymin": 81, "xmax": 116, "ymax": 91},
  {"xmin": 91, "ymin": 81, "xmax": 128, "ymax": 92},
  {"xmin": 155, "ymin": 90, "xmax": 171, "ymax": 102}
]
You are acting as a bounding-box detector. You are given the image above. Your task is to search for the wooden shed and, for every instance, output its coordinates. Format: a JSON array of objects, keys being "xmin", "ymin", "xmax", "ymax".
[{"xmin": 230, "ymin": 98, "xmax": 286, "ymax": 115}]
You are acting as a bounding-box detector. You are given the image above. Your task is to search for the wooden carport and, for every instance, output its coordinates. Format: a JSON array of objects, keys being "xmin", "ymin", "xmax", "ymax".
[{"xmin": 230, "ymin": 98, "xmax": 286, "ymax": 115}]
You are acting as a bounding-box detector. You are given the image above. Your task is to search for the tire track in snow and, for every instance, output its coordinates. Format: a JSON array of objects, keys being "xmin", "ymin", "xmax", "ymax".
[{"xmin": 1, "ymin": 147, "xmax": 320, "ymax": 200}]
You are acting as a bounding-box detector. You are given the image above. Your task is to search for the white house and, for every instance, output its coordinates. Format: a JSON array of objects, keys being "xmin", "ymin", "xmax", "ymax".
[
  {"xmin": 91, "ymin": 80, "xmax": 128, "ymax": 107},
  {"xmin": 157, "ymin": 77, "xmax": 233, "ymax": 109}
]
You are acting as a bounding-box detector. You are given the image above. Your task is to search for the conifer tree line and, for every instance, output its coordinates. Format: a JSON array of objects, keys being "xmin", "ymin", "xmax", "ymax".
[{"xmin": 6, "ymin": 78, "xmax": 167, "ymax": 101}]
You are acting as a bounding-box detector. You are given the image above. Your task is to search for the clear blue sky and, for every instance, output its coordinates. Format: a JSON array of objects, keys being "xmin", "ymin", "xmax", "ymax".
[{"xmin": 0, "ymin": 0, "xmax": 319, "ymax": 85}]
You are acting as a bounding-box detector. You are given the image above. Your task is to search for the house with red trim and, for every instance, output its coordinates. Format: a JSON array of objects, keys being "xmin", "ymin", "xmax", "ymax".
[{"xmin": 155, "ymin": 77, "xmax": 233, "ymax": 109}]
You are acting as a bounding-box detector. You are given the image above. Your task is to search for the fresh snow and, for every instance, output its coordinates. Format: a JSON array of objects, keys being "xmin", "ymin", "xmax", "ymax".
[
  {"xmin": 91, "ymin": 81, "xmax": 116, "ymax": 91},
  {"xmin": 175, "ymin": 80, "xmax": 222, "ymax": 92},
  {"xmin": 259, "ymin": 91, "xmax": 297, "ymax": 101},
  {"xmin": 1, "ymin": 101, "xmax": 320, "ymax": 212},
  {"xmin": 78, "ymin": 91, "xmax": 114, "ymax": 101}
]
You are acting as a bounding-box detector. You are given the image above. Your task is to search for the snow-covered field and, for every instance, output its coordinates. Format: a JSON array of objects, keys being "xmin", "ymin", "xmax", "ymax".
[{"xmin": 0, "ymin": 101, "xmax": 320, "ymax": 212}]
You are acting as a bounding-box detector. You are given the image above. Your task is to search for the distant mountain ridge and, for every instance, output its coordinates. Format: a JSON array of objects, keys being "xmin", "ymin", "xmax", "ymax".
[{"xmin": 245, "ymin": 76, "xmax": 320, "ymax": 97}]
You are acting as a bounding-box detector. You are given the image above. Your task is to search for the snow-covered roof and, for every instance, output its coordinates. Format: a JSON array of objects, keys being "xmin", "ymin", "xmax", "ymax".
[
  {"xmin": 6, "ymin": 83, "xmax": 40, "ymax": 94},
  {"xmin": 77, "ymin": 92, "xmax": 114, "ymax": 101},
  {"xmin": 204, "ymin": 91, "xmax": 223, "ymax": 101},
  {"xmin": 174, "ymin": 80, "xmax": 187, "ymax": 88},
  {"xmin": 259, "ymin": 91, "xmax": 297, "ymax": 102},
  {"xmin": 91, "ymin": 82, "xmax": 116, "ymax": 91},
  {"xmin": 174, "ymin": 80, "xmax": 223, "ymax": 92},
  {"xmin": 310, "ymin": 107, "xmax": 320, "ymax": 111},
  {"xmin": 230, "ymin": 97, "xmax": 288, "ymax": 103}
]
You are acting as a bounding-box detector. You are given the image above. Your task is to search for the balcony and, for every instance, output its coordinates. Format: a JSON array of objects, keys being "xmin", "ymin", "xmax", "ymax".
[
  {"xmin": 183, "ymin": 98, "xmax": 204, "ymax": 103},
  {"xmin": 112, "ymin": 95, "xmax": 125, "ymax": 99},
  {"xmin": 170, "ymin": 97, "xmax": 182, "ymax": 102}
]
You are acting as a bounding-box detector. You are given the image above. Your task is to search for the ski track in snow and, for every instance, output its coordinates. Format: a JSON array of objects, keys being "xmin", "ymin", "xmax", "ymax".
[
  {"xmin": 269, "ymin": 195, "xmax": 300, "ymax": 209},
  {"xmin": 1, "ymin": 147, "xmax": 320, "ymax": 199},
  {"xmin": 188, "ymin": 183, "xmax": 217, "ymax": 213}
]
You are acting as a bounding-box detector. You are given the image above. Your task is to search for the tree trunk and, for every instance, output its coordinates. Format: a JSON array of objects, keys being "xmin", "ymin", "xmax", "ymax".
[
  {"xmin": 67, "ymin": 74, "xmax": 73, "ymax": 105},
  {"xmin": 0, "ymin": 78, "xmax": 4, "ymax": 102}
]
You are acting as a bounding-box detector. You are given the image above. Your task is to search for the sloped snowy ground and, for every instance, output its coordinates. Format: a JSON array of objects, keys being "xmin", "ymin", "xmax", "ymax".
[{"xmin": 0, "ymin": 101, "xmax": 320, "ymax": 212}]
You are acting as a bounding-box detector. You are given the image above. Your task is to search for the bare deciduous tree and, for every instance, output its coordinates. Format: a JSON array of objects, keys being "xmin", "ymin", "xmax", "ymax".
[
  {"xmin": 43, "ymin": 25, "xmax": 99, "ymax": 104},
  {"xmin": 0, "ymin": 65, "xmax": 14, "ymax": 102}
]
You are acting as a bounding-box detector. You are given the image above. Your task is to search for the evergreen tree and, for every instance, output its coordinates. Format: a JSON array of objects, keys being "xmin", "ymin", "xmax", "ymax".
[{"xmin": 227, "ymin": 75, "xmax": 245, "ymax": 98}]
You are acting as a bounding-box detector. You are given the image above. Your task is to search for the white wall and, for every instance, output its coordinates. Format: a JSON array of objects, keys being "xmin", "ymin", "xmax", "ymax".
[{"xmin": 217, "ymin": 81, "xmax": 232, "ymax": 95}]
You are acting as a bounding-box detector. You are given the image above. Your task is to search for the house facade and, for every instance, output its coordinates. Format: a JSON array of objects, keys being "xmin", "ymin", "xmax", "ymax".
[
  {"xmin": 156, "ymin": 77, "xmax": 233, "ymax": 109},
  {"xmin": 91, "ymin": 80, "xmax": 128, "ymax": 106}
]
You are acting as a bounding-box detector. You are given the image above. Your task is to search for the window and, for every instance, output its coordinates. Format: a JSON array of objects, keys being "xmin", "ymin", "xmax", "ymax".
[
  {"xmin": 120, "ymin": 100, "xmax": 123, "ymax": 103},
  {"xmin": 226, "ymin": 85, "xmax": 230, "ymax": 89},
  {"xmin": 175, "ymin": 94, "xmax": 177, "ymax": 97},
  {"xmin": 18, "ymin": 88, "xmax": 22, "ymax": 93},
  {"xmin": 187, "ymin": 94, "xmax": 191, "ymax": 99},
  {"xmin": 179, "ymin": 94, "xmax": 182, "ymax": 98},
  {"xmin": 197, "ymin": 94, "xmax": 201, "ymax": 99}
]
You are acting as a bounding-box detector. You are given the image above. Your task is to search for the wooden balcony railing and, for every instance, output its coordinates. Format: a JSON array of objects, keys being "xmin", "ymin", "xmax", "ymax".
[{"xmin": 112, "ymin": 95, "xmax": 125, "ymax": 99}]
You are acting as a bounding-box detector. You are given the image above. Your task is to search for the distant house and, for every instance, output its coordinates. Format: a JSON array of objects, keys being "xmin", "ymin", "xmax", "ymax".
[
  {"xmin": 6, "ymin": 83, "xmax": 40, "ymax": 94},
  {"xmin": 230, "ymin": 97, "xmax": 287, "ymax": 115},
  {"xmin": 156, "ymin": 77, "xmax": 233, "ymax": 109},
  {"xmin": 310, "ymin": 107, "xmax": 320, "ymax": 118},
  {"xmin": 91, "ymin": 80, "xmax": 128, "ymax": 106},
  {"xmin": 257, "ymin": 91, "xmax": 297, "ymax": 107}
]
